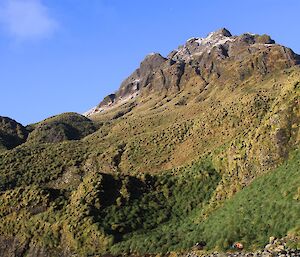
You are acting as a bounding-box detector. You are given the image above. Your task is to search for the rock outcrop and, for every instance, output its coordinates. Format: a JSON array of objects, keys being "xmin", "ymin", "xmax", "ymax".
[{"xmin": 85, "ymin": 28, "xmax": 300, "ymax": 117}]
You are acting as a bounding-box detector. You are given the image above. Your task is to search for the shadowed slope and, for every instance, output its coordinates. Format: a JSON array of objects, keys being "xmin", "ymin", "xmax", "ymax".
[{"xmin": 0, "ymin": 116, "xmax": 28, "ymax": 151}]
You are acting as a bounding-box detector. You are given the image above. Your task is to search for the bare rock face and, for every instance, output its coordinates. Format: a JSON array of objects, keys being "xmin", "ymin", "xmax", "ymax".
[
  {"xmin": 108, "ymin": 53, "xmax": 167, "ymax": 100},
  {"xmin": 169, "ymin": 28, "xmax": 233, "ymax": 62},
  {"xmin": 85, "ymin": 28, "xmax": 300, "ymax": 117},
  {"xmin": 98, "ymin": 94, "xmax": 116, "ymax": 108},
  {"xmin": 84, "ymin": 53, "xmax": 167, "ymax": 116},
  {"xmin": 139, "ymin": 53, "xmax": 167, "ymax": 76}
]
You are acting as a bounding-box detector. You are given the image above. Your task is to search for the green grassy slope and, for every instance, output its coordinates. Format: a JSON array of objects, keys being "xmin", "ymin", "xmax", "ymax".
[
  {"xmin": 200, "ymin": 148, "xmax": 300, "ymax": 250},
  {"xmin": 0, "ymin": 32, "xmax": 300, "ymax": 256},
  {"xmin": 27, "ymin": 112, "xmax": 96, "ymax": 144},
  {"xmin": 1, "ymin": 68, "xmax": 298, "ymax": 198},
  {"xmin": 0, "ymin": 68, "xmax": 299, "ymax": 257},
  {"xmin": 0, "ymin": 150, "xmax": 299, "ymax": 256},
  {"xmin": 109, "ymin": 149, "xmax": 300, "ymax": 254},
  {"xmin": 0, "ymin": 157, "xmax": 220, "ymax": 256}
]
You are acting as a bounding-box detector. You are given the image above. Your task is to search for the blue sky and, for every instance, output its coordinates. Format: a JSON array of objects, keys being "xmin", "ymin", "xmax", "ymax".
[{"xmin": 0, "ymin": 0, "xmax": 299, "ymax": 125}]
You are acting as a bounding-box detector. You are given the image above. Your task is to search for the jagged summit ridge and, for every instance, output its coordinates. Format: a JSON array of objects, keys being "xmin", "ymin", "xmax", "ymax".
[
  {"xmin": 168, "ymin": 28, "xmax": 276, "ymax": 62},
  {"xmin": 168, "ymin": 28, "xmax": 234, "ymax": 61},
  {"xmin": 85, "ymin": 28, "xmax": 299, "ymax": 117},
  {"xmin": 84, "ymin": 29, "xmax": 235, "ymax": 116}
]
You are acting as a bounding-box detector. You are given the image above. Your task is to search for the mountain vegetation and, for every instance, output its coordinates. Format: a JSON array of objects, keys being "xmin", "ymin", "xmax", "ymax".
[
  {"xmin": 26, "ymin": 112, "xmax": 97, "ymax": 144},
  {"xmin": 0, "ymin": 116, "xmax": 28, "ymax": 151},
  {"xmin": 0, "ymin": 29, "xmax": 299, "ymax": 257}
]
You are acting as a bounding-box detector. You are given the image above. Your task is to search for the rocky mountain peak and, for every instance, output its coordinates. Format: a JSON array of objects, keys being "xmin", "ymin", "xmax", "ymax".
[
  {"xmin": 168, "ymin": 28, "xmax": 234, "ymax": 61},
  {"xmin": 144, "ymin": 52, "xmax": 164, "ymax": 60},
  {"xmin": 85, "ymin": 29, "xmax": 300, "ymax": 117},
  {"xmin": 84, "ymin": 53, "xmax": 167, "ymax": 116},
  {"xmin": 139, "ymin": 53, "xmax": 166, "ymax": 77},
  {"xmin": 207, "ymin": 27, "xmax": 232, "ymax": 38}
]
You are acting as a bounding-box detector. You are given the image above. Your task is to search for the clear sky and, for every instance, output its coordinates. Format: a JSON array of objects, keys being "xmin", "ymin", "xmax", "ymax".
[{"xmin": 0, "ymin": 0, "xmax": 299, "ymax": 125}]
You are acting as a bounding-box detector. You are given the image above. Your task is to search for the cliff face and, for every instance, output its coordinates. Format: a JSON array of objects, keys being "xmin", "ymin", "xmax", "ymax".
[{"xmin": 85, "ymin": 28, "xmax": 300, "ymax": 116}]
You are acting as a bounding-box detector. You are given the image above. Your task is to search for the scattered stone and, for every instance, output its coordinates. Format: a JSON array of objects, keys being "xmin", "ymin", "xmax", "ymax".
[{"xmin": 183, "ymin": 237, "xmax": 300, "ymax": 257}]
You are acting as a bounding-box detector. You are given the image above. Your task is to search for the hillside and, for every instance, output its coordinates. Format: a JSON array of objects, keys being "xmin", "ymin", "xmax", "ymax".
[
  {"xmin": 0, "ymin": 116, "xmax": 28, "ymax": 151},
  {"xmin": 26, "ymin": 112, "xmax": 97, "ymax": 144},
  {"xmin": 0, "ymin": 29, "xmax": 299, "ymax": 257}
]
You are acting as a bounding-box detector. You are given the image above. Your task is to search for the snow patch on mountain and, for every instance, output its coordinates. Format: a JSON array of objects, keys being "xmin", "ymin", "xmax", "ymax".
[{"xmin": 170, "ymin": 29, "xmax": 235, "ymax": 61}]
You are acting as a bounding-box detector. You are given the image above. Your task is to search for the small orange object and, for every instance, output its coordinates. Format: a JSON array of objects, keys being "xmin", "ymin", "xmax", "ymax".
[{"xmin": 234, "ymin": 242, "xmax": 244, "ymax": 250}]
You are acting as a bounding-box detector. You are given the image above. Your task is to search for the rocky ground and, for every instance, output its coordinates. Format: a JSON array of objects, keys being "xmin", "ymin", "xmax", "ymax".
[{"xmin": 185, "ymin": 238, "xmax": 300, "ymax": 257}]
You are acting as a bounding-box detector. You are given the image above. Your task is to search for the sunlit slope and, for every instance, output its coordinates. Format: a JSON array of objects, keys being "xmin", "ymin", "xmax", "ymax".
[
  {"xmin": 0, "ymin": 29, "xmax": 300, "ymax": 256},
  {"xmin": 0, "ymin": 148, "xmax": 299, "ymax": 256}
]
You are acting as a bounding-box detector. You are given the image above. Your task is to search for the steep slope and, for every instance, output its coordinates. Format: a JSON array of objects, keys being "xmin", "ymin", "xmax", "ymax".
[
  {"xmin": 0, "ymin": 29, "xmax": 300, "ymax": 257},
  {"xmin": 86, "ymin": 28, "xmax": 299, "ymax": 116},
  {"xmin": 0, "ymin": 116, "xmax": 28, "ymax": 151},
  {"xmin": 81, "ymin": 29, "xmax": 300, "ymax": 186},
  {"xmin": 109, "ymin": 148, "xmax": 300, "ymax": 254}
]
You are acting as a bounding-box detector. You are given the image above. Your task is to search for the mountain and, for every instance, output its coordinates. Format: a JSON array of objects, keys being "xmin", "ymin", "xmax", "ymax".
[
  {"xmin": 0, "ymin": 29, "xmax": 300, "ymax": 257},
  {"xmin": 85, "ymin": 28, "xmax": 299, "ymax": 116}
]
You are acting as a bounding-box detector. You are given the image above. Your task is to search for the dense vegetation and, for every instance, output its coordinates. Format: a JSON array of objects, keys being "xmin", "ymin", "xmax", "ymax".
[
  {"xmin": 110, "ymin": 150, "xmax": 300, "ymax": 254},
  {"xmin": 27, "ymin": 112, "xmax": 97, "ymax": 144},
  {"xmin": 0, "ymin": 69, "xmax": 299, "ymax": 255},
  {"xmin": 0, "ymin": 157, "xmax": 221, "ymax": 256},
  {"xmin": 0, "ymin": 116, "xmax": 28, "ymax": 150},
  {"xmin": 0, "ymin": 30, "xmax": 300, "ymax": 256},
  {"xmin": 0, "ymin": 150, "xmax": 299, "ymax": 256},
  {"xmin": 200, "ymin": 149, "xmax": 300, "ymax": 250}
]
